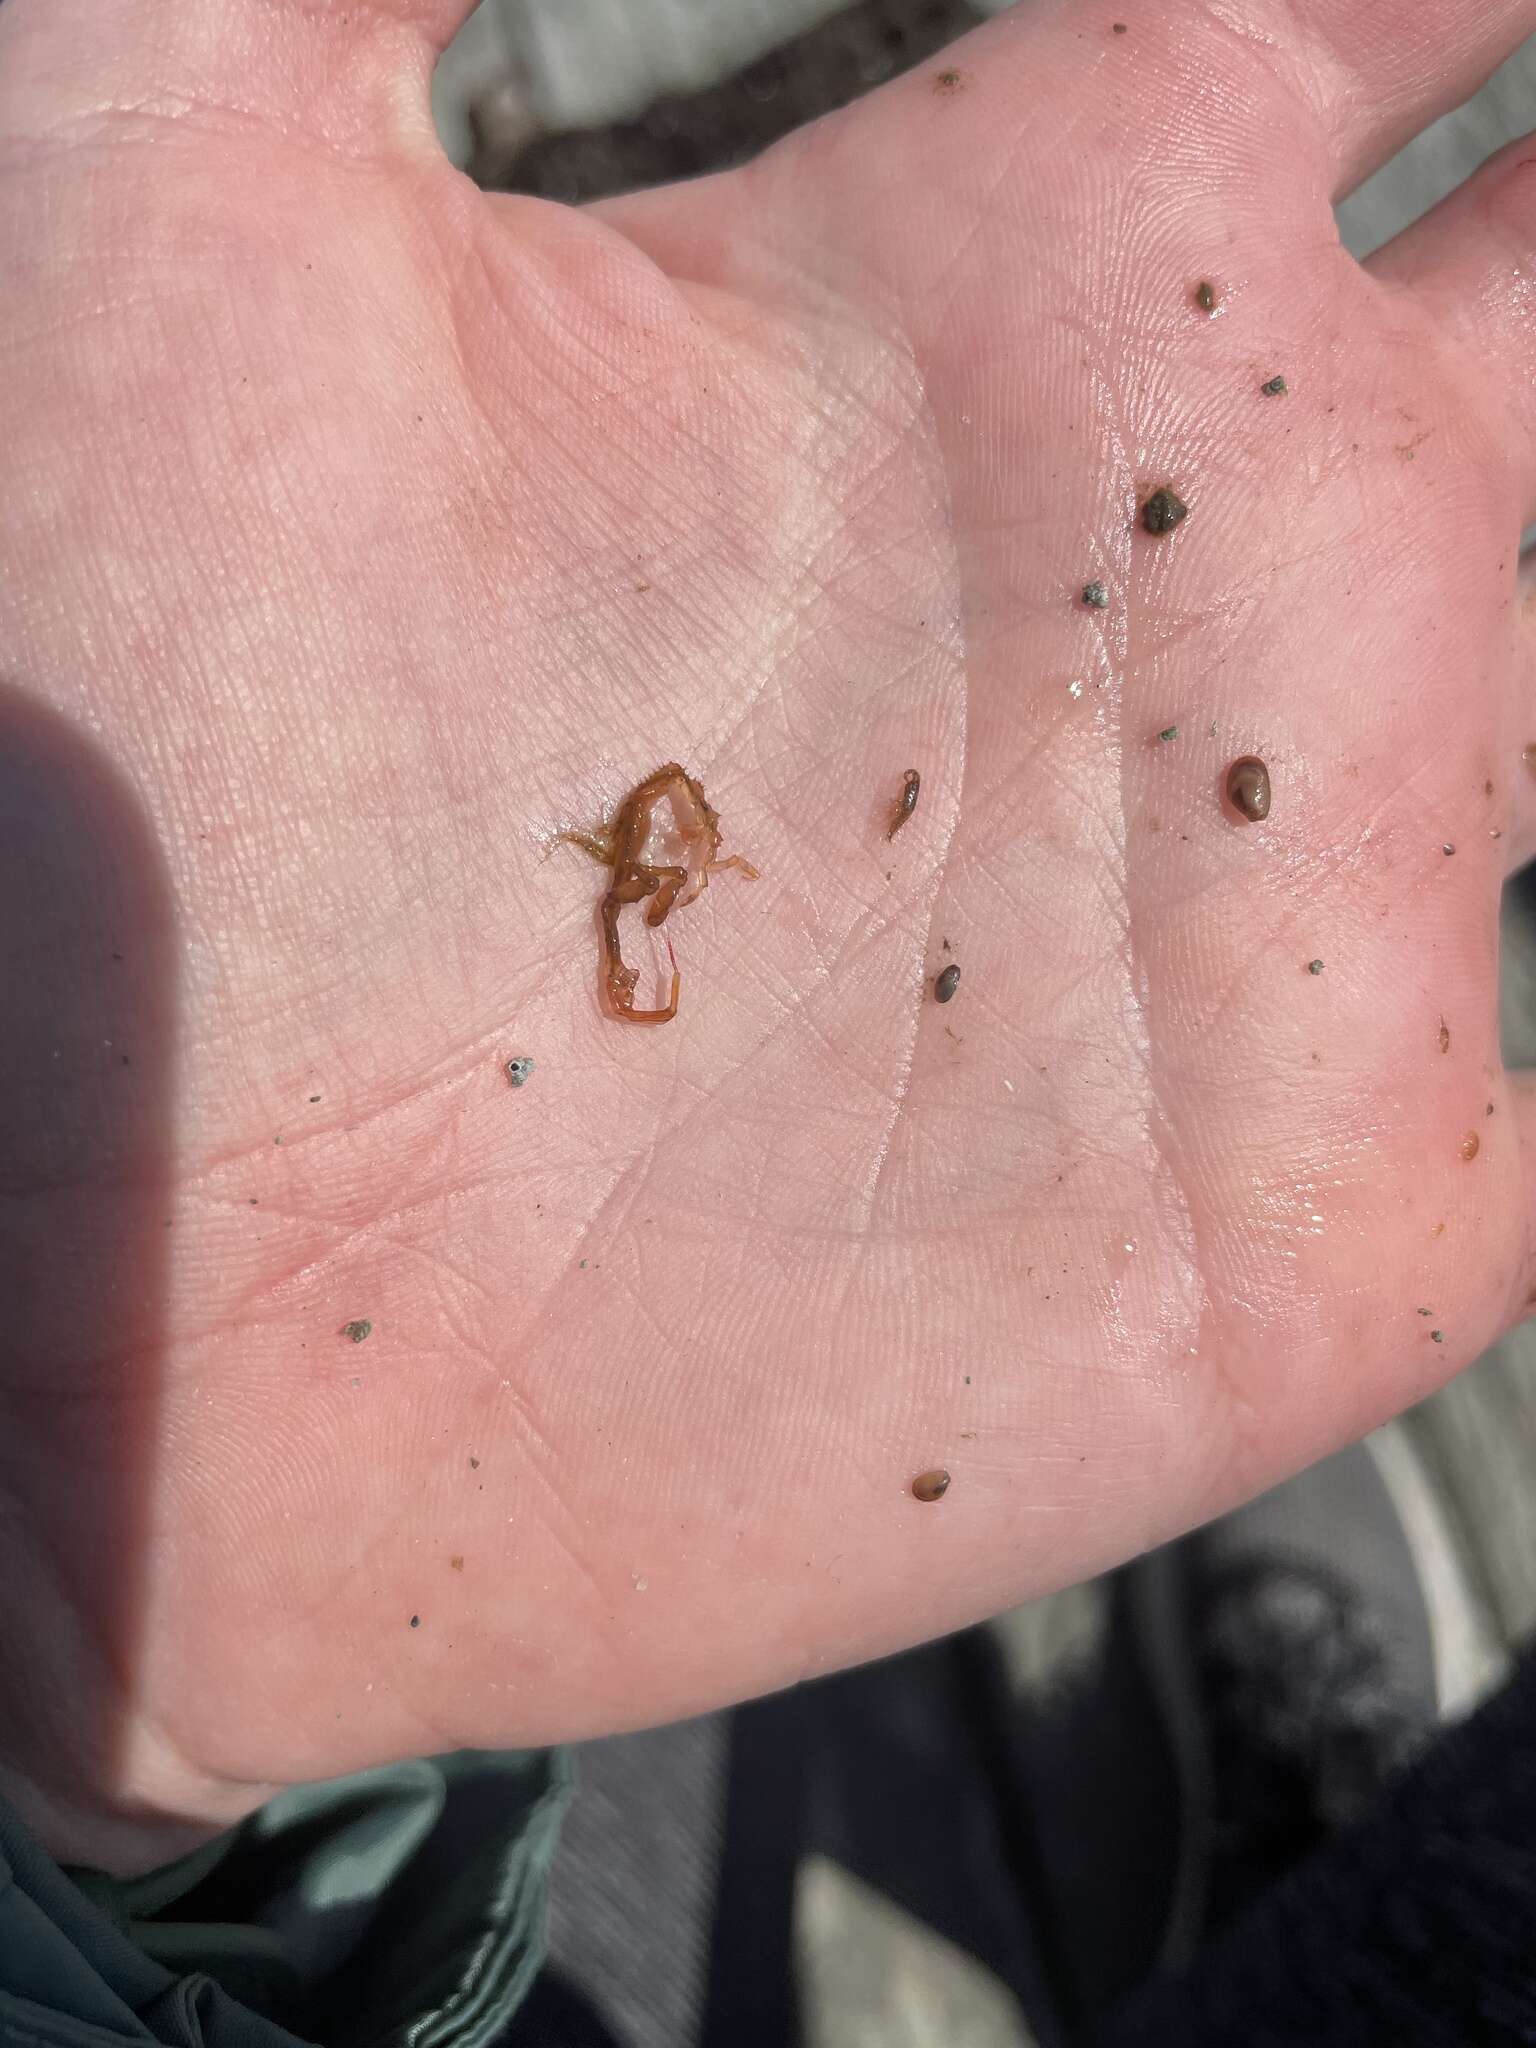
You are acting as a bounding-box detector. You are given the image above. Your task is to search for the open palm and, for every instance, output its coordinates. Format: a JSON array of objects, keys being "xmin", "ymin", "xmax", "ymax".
[{"xmin": 3, "ymin": 0, "xmax": 1534, "ymax": 1873}]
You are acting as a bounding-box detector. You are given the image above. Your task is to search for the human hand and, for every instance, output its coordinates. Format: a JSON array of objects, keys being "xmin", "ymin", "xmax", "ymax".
[{"xmin": 2, "ymin": 0, "xmax": 1533, "ymax": 1872}]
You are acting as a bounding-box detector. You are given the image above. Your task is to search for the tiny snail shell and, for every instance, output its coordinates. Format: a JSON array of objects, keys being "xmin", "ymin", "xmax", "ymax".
[
  {"xmin": 912, "ymin": 1469, "xmax": 951, "ymax": 1502},
  {"xmin": 1225, "ymin": 756, "xmax": 1271, "ymax": 822}
]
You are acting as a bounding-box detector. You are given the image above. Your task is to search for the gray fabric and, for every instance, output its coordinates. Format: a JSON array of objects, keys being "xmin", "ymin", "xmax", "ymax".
[{"xmin": 538, "ymin": 1720, "xmax": 726, "ymax": 2048}]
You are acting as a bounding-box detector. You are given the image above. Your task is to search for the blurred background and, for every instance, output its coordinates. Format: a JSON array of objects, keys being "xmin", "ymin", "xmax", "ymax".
[{"xmin": 429, "ymin": 10, "xmax": 1536, "ymax": 2044}]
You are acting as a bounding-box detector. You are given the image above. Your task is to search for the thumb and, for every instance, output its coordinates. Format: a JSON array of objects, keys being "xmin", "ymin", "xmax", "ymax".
[{"xmin": 0, "ymin": 0, "xmax": 470, "ymax": 158}]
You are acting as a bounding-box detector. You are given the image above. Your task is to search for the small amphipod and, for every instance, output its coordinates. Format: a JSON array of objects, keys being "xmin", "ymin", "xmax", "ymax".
[{"xmin": 888, "ymin": 769, "xmax": 921, "ymax": 841}]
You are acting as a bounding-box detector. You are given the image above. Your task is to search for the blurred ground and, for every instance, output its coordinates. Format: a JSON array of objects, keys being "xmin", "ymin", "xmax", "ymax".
[{"xmin": 432, "ymin": 10, "xmax": 1536, "ymax": 2044}]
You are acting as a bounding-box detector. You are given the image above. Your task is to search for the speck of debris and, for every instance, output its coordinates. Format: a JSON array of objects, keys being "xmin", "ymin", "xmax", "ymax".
[
  {"xmin": 1194, "ymin": 280, "xmax": 1217, "ymax": 313},
  {"xmin": 505, "ymin": 1057, "xmax": 535, "ymax": 1088},
  {"xmin": 1417, "ymin": 1307, "xmax": 1432, "ymax": 1316},
  {"xmin": 1261, "ymin": 375, "xmax": 1287, "ymax": 396},
  {"xmin": 350, "ymin": 1376, "xmax": 360, "ymax": 1387},
  {"xmin": 1430, "ymin": 1330, "xmax": 1444, "ymax": 1343},
  {"xmin": 579, "ymin": 1258, "xmax": 588, "ymax": 1269},
  {"xmin": 1439, "ymin": 1019, "xmax": 1450, "ymax": 1053},
  {"xmin": 964, "ymin": 1375, "xmax": 971, "ymax": 1384},
  {"xmin": 1443, "ymin": 843, "xmax": 1455, "ymax": 856},
  {"xmin": 343, "ymin": 1319, "xmax": 372, "ymax": 1343},
  {"xmin": 942, "ymin": 936, "xmax": 952, "ymax": 952},
  {"xmin": 1112, "ymin": 19, "xmax": 1128, "ymax": 29},
  {"xmin": 274, "ymin": 1134, "xmax": 282, "ymax": 1144},
  {"xmin": 450, "ymin": 1556, "xmax": 464, "ymax": 1572},
  {"xmin": 934, "ymin": 67, "xmax": 962, "ymax": 92},
  {"xmin": 249, "ymin": 1197, "xmax": 258, "ymax": 1206},
  {"xmin": 1156, "ymin": 726, "xmax": 1179, "ymax": 743},
  {"xmin": 309, "ymin": 1094, "xmax": 321, "ymax": 1103},
  {"xmin": 1461, "ymin": 1132, "xmax": 1480, "ymax": 1161},
  {"xmin": 1307, "ymin": 959, "xmax": 1325, "ymax": 975},
  {"xmin": 1082, "ymin": 580, "xmax": 1110, "ymax": 609},
  {"xmin": 935, "ymin": 964, "xmax": 961, "ymax": 1003},
  {"xmin": 1141, "ymin": 487, "xmax": 1188, "ymax": 535},
  {"xmin": 1487, "ymin": 1102, "xmax": 1495, "ymax": 1115},
  {"xmin": 469, "ymin": 1456, "xmax": 480, "ymax": 1469},
  {"xmin": 410, "ymin": 1614, "xmax": 420, "ymax": 1628}
]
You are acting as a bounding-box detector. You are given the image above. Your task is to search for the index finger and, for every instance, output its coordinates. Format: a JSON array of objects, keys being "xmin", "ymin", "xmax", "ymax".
[{"xmin": 1277, "ymin": 0, "xmax": 1536, "ymax": 198}]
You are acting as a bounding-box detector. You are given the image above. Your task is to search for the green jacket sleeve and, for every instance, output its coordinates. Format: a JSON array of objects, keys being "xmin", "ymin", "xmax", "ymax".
[{"xmin": 0, "ymin": 1749, "xmax": 569, "ymax": 2048}]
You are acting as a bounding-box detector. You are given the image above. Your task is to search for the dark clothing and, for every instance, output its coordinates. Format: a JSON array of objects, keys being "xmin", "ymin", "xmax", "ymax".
[{"xmin": 0, "ymin": 1750, "xmax": 567, "ymax": 2048}]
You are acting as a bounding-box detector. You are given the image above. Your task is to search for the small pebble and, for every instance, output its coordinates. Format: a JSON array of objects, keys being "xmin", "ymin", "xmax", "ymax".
[
  {"xmin": 1141, "ymin": 488, "xmax": 1189, "ymax": 535},
  {"xmin": 912, "ymin": 1469, "xmax": 951, "ymax": 1502},
  {"xmin": 1442, "ymin": 843, "xmax": 1455, "ymax": 857},
  {"xmin": 1194, "ymin": 280, "xmax": 1217, "ymax": 313},
  {"xmin": 935, "ymin": 964, "xmax": 961, "ymax": 1004},
  {"xmin": 1082, "ymin": 580, "xmax": 1109, "ymax": 609},
  {"xmin": 1307, "ymin": 959, "xmax": 1324, "ymax": 975},
  {"xmin": 1157, "ymin": 726, "xmax": 1179, "ymax": 743},
  {"xmin": 1261, "ymin": 375, "xmax": 1288, "ymax": 396},
  {"xmin": 410, "ymin": 1614, "xmax": 421, "ymax": 1628},
  {"xmin": 343, "ymin": 1319, "xmax": 372, "ymax": 1344},
  {"xmin": 1430, "ymin": 1330, "xmax": 1444, "ymax": 1344},
  {"xmin": 1461, "ymin": 1132, "xmax": 1480, "ymax": 1162},
  {"xmin": 505, "ymin": 1057, "xmax": 535, "ymax": 1088}
]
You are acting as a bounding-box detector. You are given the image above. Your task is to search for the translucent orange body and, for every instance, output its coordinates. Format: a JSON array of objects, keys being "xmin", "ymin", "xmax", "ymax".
[{"xmin": 560, "ymin": 763, "xmax": 758, "ymax": 1024}]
